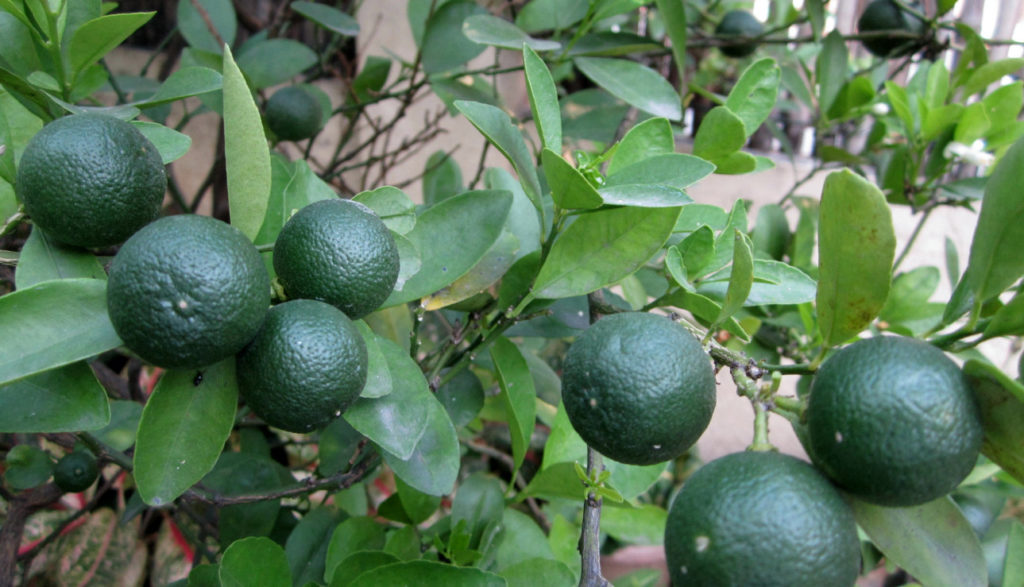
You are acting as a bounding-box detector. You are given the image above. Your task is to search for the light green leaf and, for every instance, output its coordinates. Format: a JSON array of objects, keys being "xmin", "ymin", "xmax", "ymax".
[
  {"xmin": 673, "ymin": 203, "xmax": 729, "ymax": 233},
  {"xmin": 604, "ymin": 153, "xmax": 715, "ymax": 190},
  {"xmin": 4, "ymin": 444, "xmax": 53, "ymax": 490},
  {"xmin": 600, "ymin": 504, "xmax": 667, "ymax": 546},
  {"xmin": 69, "ymin": 12, "xmax": 155, "ymax": 79},
  {"xmin": 1006, "ymin": 521, "xmax": 1024, "ymax": 586},
  {"xmin": 653, "ymin": 0, "xmax": 687, "ymax": 87},
  {"xmin": 421, "ymin": 1, "xmax": 488, "ymax": 73},
  {"xmin": 515, "ymin": 0, "xmax": 588, "ymax": 33},
  {"xmin": 237, "ymin": 38, "xmax": 318, "ymax": 89},
  {"xmin": 698, "ymin": 260, "xmax": 817, "ymax": 306},
  {"xmin": 381, "ymin": 389, "xmax": 460, "ymax": 496},
  {"xmin": 490, "ymin": 337, "xmax": 537, "ymax": 475},
  {"xmin": 574, "ymin": 57, "xmax": 682, "ymax": 121},
  {"xmin": 382, "ymin": 189, "xmax": 512, "ymax": 307},
  {"xmin": 715, "ymin": 230, "xmax": 753, "ymax": 325},
  {"xmin": 692, "ymin": 106, "xmax": 746, "ymax": 161},
  {"xmin": 353, "ymin": 186, "xmax": 416, "ymax": 234},
  {"xmin": 961, "ymin": 58, "xmax": 1024, "ymax": 98},
  {"xmin": 606, "ymin": 117, "xmax": 674, "ymax": 176},
  {"xmin": 291, "ymin": 1, "xmax": 359, "ymax": 36},
  {"xmin": 541, "ymin": 148, "xmax": 603, "ymax": 210},
  {"xmin": 355, "ymin": 322, "xmax": 391, "ymax": 399},
  {"xmin": 349, "ymin": 560, "xmax": 505, "ymax": 587},
  {"xmin": 529, "ymin": 206, "xmax": 682, "ymax": 301},
  {"xmin": 463, "ymin": 15, "xmax": 560, "ymax": 51},
  {"xmin": 455, "ymin": 101, "xmax": 543, "ymax": 215},
  {"xmin": 523, "ymin": 45, "xmax": 562, "ymax": 152},
  {"xmin": 501, "ymin": 558, "xmax": 575, "ymax": 587},
  {"xmin": 220, "ymin": 537, "xmax": 292, "ymax": 587},
  {"xmin": 852, "ymin": 497, "xmax": 986, "ymax": 587},
  {"xmin": 324, "ymin": 518, "xmax": 387, "ymax": 583},
  {"xmin": 328, "ymin": 552, "xmax": 400, "ymax": 587},
  {"xmin": 0, "ymin": 279, "xmax": 121, "ymax": 386},
  {"xmin": 285, "ymin": 507, "xmax": 339, "ymax": 586},
  {"xmin": 421, "ymin": 229, "xmax": 518, "ymax": 310},
  {"xmin": 596, "ymin": 184, "xmax": 692, "ymax": 208},
  {"xmin": 816, "ymin": 170, "xmax": 895, "ymax": 346},
  {"xmin": 15, "ymin": 228, "xmax": 106, "ymax": 289},
  {"xmin": 223, "ymin": 45, "xmax": 271, "ymax": 241},
  {"xmin": 0, "ymin": 362, "xmax": 110, "ymax": 433},
  {"xmin": 422, "ymin": 150, "xmax": 464, "ymax": 206},
  {"xmin": 134, "ymin": 359, "xmax": 238, "ymax": 506},
  {"xmin": 725, "ymin": 57, "xmax": 781, "ymax": 136},
  {"xmin": 816, "ymin": 30, "xmax": 848, "ymax": 116},
  {"xmin": 177, "ymin": 0, "xmax": 236, "ymax": 54},
  {"xmin": 963, "ymin": 359, "xmax": 1024, "ymax": 485},
  {"xmin": 962, "ymin": 134, "xmax": 1024, "ymax": 303},
  {"xmin": 495, "ymin": 509, "xmax": 556, "ymax": 570},
  {"xmin": 132, "ymin": 121, "xmax": 192, "ymax": 164}
]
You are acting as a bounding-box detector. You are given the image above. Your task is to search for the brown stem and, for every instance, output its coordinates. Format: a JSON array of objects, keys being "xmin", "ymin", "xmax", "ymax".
[{"xmin": 0, "ymin": 484, "xmax": 63, "ymax": 584}]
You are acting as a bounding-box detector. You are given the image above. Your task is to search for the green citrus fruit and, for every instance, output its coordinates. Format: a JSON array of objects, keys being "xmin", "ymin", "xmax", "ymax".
[
  {"xmin": 561, "ymin": 312, "xmax": 716, "ymax": 465},
  {"xmin": 236, "ymin": 299, "xmax": 368, "ymax": 433},
  {"xmin": 273, "ymin": 199, "xmax": 400, "ymax": 319},
  {"xmin": 53, "ymin": 450, "xmax": 99, "ymax": 493},
  {"xmin": 858, "ymin": 0, "xmax": 926, "ymax": 57},
  {"xmin": 715, "ymin": 10, "xmax": 764, "ymax": 58},
  {"xmin": 664, "ymin": 451, "xmax": 861, "ymax": 586},
  {"xmin": 107, "ymin": 215, "xmax": 270, "ymax": 370},
  {"xmin": 806, "ymin": 335, "xmax": 983, "ymax": 507},
  {"xmin": 266, "ymin": 86, "xmax": 324, "ymax": 141},
  {"xmin": 16, "ymin": 113, "xmax": 166, "ymax": 248}
]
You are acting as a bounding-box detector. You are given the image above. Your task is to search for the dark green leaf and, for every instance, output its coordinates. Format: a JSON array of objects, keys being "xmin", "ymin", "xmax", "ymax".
[
  {"xmin": 725, "ymin": 58, "xmax": 781, "ymax": 135},
  {"xmin": 463, "ymin": 15, "xmax": 560, "ymax": 51},
  {"xmin": 4, "ymin": 444, "xmax": 53, "ymax": 490},
  {"xmin": 452, "ymin": 473, "xmax": 505, "ymax": 550},
  {"xmin": 328, "ymin": 551, "xmax": 400, "ymax": 587},
  {"xmin": 0, "ymin": 279, "xmax": 121, "ymax": 386},
  {"xmin": 133, "ymin": 121, "xmax": 192, "ymax": 164},
  {"xmin": 963, "ymin": 359, "xmax": 1024, "ymax": 485},
  {"xmin": 93, "ymin": 400, "xmax": 142, "ymax": 451},
  {"xmin": 851, "ymin": 497, "xmax": 986, "ymax": 587},
  {"xmin": 349, "ymin": 560, "xmax": 505, "ymax": 587},
  {"xmin": 962, "ymin": 134, "xmax": 1024, "ymax": 303},
  {"xmin": 220, "ymin": 537, "xmax": 292, "ymax": 587},
  {"xmin": 515, "ymin": 0, "xmax": 588, "ymax": 33},
  {"xmin": 69, "ymin": 12, "xmax": 155, "ymax": 78},
  {"xmin": 421, "ymin": 1, "xmax": 488, "ymax": 73},
  {"xmin": 692, "ymin": 106, "xmax": 746, "ymax": 161},
  {"xmin": 490, "ymin": 337, "xmax": 537, "ymax": 474},
  {"xmin": 381, "ymin": 388, "xmax": 460, "ymax": 496},
  {"xmin": 565, "ymin": 32, "xmax": 662, "ymax": 58},
  {"xmin": 529, "ymin": 206, "xmax": 682, "ymax": 301},
  {"xmin": 541, "ymin": 148, "xmax": 603, "ymax": 210},
  {"xmin": 286, "ymin": 507, "xmax": 339, "ymax": 586},
  {"xmin": 501, "ymin": 558, "xmax": 575, "ymax": 587},
  {"xmin": 177, "ymin": 0, "xmax": 236, "ymax": 53},
  {"xmin": 0, "ymin": 362, "xmax": 109, "ymax": 433},
  {"xmin": 344, "ymin": 338, "xmax": 432, "ymax": 460},
  {"xmin": 395, "ymin": 475, "xmax": 441, "ymax": 525},
  {"xmin": 353, "ymin": 186, "xmax": 416, "ymax": 235},
  {"xmin": 751, "ymin": 203, "xmax": 789, "ymax": 260},
  {"xmin": 422, "ymin": 150, "xmax": 464, "ymax": 206},
  {"xmin": 606, "ymin": 117, "xmax": 674, "ymax": 176},
  {"xmin": 524, "ymin": 45, "xmax": 562, "ymax": 152},
  {"xmin": 454, "ymin": 101, "xmax": 543, "ymax": 213},
  {"xmin": 422, "ymin": 229, "xmax": 518, "ymax": 310},
  {"xmin": 604, "ymin": 153, "xmax": 714, "ymax": 191},
  {"xmin": 574, "ymin": 57, "xmax": 682, "ymax": 121},
  {"xmin": 653, "ymin": 0, "xmax": 687, "ymax": 84},
  {"xmin": 317, "ymin": 416, "xmax": 363, "ymax": 476},
  {"xmin": 436, "ymin": 367, "xmax": 484, "ymax": 429},
  {"xmin": 237, "ymin": 38, "xmax": 318, "ymax": 89},
  {"xmin": 600, "ymin": 504, "xmax": 667, "ymax": 546},
  {"xmin": 816, "ymin": 170, "xmax": 895, "ymax": 346},
  {"xmin": 15, "ymin": 228, "xmax": 106, "ymax": 289},
  {"xmin": 660, "ymin": 289, "xmax": 750, "ymax": 342},
  {"xmin": 384, "ymin": 525, "xmax": 422, "ymax": 561},
  {"xmin": 134, "ymin": 360, "xmax": 238, "ymax": 506},
  {"xmin": 223, "ymin": 45, "xmax": 271, "ymax": 241},
  {"xmin": 325, "ymin": 517, "xmax": 387, "ymax": 583},
  {"xmin": 291, "ymin": 1, "xmax": 359, "ymax": 36},
  {"xmin": 816, "ymin": 30, "xmax": 848, "ymax": 116},
  {"xmin": 382, "ymin": 189, "xmax": 512, "ymax": 307}
]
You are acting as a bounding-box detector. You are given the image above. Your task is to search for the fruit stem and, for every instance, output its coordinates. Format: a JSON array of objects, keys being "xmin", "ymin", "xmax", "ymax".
[
  {"xmin": 578, "ymin": 446, "xmax": 610, "ymax": 587},
  {"xmin": 748, "ymin": 401, "xmax": 774, "ymax": 452},
  {"xmin": 77, "ymin": 432, "xmax": 133, "ymax": 472}
]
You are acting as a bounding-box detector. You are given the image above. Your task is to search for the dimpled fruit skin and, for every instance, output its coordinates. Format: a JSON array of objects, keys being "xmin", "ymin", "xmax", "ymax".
[
  {"xmin": 561, "ymin": 312, "xmax": 715, "ymax": 465},
  {"xmin": 273, "ymin": 199, "xmax": 400, "ymax": 319},
  {"xmin": 54, "ymin": 451, "xmax": 99, "ymax": 493},
  {"xmin": 807, "ymin": 335, "xmax": 983, "ymax": 507},
  {"xmin": 16, "ymin": 113, "xmax": 166, "ymax": 248},
  {"xmin": 664, "ymin": 451, "xmax": 861, "ymax": 587},
  {"xmin": 265, "ymin": 86, "xmax": 323, "ymax": 141},
  {"xmin": 106, "ymin": 215, "xmax": 270, "ymax": 370},
  {"xmin": 858, "ymin": 0, "xmax": 926, "ymax": 57},
  {"xmin": 236, "ymin": 299, "xmax": 368, "ymax": 433},
  {"xmin": 715, "ymin": 10, "xmax": 764, "ymax": 58}
]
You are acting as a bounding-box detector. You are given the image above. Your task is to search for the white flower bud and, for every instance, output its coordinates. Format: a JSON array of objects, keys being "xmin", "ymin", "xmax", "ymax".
[{"xmin": 871, "ymin": 102, "xmax": 890, "ymax": 116}]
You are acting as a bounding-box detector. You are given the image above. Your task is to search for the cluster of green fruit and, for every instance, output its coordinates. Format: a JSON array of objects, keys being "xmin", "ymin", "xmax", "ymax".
[
  {"xmin": 17, "ymin": 113, "xmax": 400, "ymax": 440},
  {"xmin": 560, "ymin": 312, "xmax": 983, "ymax": 585},
  {"xmin": 714, "ymin": 0, "xmax": 926, "ymax": 59}
]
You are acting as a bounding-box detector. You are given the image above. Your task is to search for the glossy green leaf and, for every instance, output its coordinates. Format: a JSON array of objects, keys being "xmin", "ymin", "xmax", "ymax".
[
  {"xmin": 0, "ymin": 279, "xmax": 121, "ymax": 386},
  {"xmin": 523, "ymin": 46, "xmax": 562, "ymax": 152},
  {"xmin": 715, "ymin": 230, "xmax": 753, "ymax": 324},
  {"xmin": 661, "ymin": 289, "xmax": 750, "ymax": 342},
  {"xmin": 725, "ymin": 58, "xmax": 780, "ymax": 135},
  {"xmin": 852, "ymin": 497, "xmax": 986, "ymax": 587},
  {"xmin": 422, "ymin": 229, "xmax": 518, "ymax": 310},
  {"xmin": 706, "ymin": 199, "xmax": 749, "ymax": 276},
  {"xmin": 133, "ymin": 121, "xmax": 192, "ymax": 164},
  {"xmin": 93, "ymin": 400, "xmax": 142, "ymax": 451},
  {"xmin": 382, "ymin": 189, "xmax": 512, "ymax": 307},
  {"xmin": 515, "ymin": 0, "xmax": 588, "ymax": 32},
  {"xmin": 454, "ymin": 101, "xmax": 542, "ymax": 213},
  {"xmin": 237, "ymin": 38, "xmax": 317, "ymax": 89},
  {"xmin": 452, "ymin": 473, "xmax": 505, "ymax": 551},
  {"xmin": 529, "ymin": 206, "xmax": 682, "ymax": 301},
  {"xmin": 692, "ymin": 106, "xmax": 746, "ymax": 161},
  {"xmin": 329, "ymin": 551, "xmax": 400, "ymax": 587},
  {"xmin": 605, "ymin": 153, "xmax": 715, "ymax": 191},
  {"xmin": 601, "ymin": 504, "xmax": 667, "ymax": 546},
  {"xmin": 14, "ymin": 228, "xmax": 105, "ymax": 289},
  {"xmin": 607, "ymin": 117, "xmax": 674, "ymax": 176},
  {"xmin": 255, "ymin": 158, "xmax": 334, "ymax": 258},
  {"xmin": 674, "ymin": 203, "xmax": 729, "ymax": 233},
  {"xmin": 962, "ymin": 58, "xmax": 1024, "ymax": 98},
  {"xmin": 816, "ymin": 170, "xmax": 895, "ymax": 346},
  {"xmin": 0, "ymin": 362, "xmax": 109, "ymax": 433},
  {"xmin": 984, "ymin": 291, "xmax": 1024, "ymax": 338},
  {"xmin": 349, "ymin": 560, "xmax": 505, "ymax": 587},
  {"xmin": 574, "ymin": 57, "xmax": 681, "ymax": 121},
  {"xmin": 495, "ymin": 509, "xmax": 556, "ymax": 570},
  {"xmin": 325, "ymin": 517, "xmax": 387, "ymax": 583},
  {"xmin": 699, "ymin": 260, "xmax": 817, "ymax": 306},
  {"xmin": 541, "ymin": 148, "xmax": 603, "ymax": 210},
  {"xmin": 816, "ymin": 30, "xmax": 848, "ymax": 116},
  {"xmin": 344, "ymin": 338, "xmax": 431, "ymax": 460},
  {"xmin": 751, "ymin": 203, "xmax": 789, "ymax": 260},
  {"xmin": 177, "ymin": 0, "xmax": 236, "ymax": 53},
  {"xmin": 69, "ymin": 12, "xmax": 154, "ymax": 78},
  {"xmin": 291, "ymin": 1, "xmax": 359, "ymax": 36},
  {"xmin": 395, "ymin": 475, "xmax": 441, "ymax": 524},
  {"xmin": 421, "ymin": 1, "xmax": 488, "ymax": 73},
  {"xmin": 285, "ymin": 507, "xmax": 339, "ymax": 587},
  {"xmin": 463, "ymin": 15, "xmax": 560, "ymax": 51},
  {"xmin": 422, "ymin": 150, "xmax": 464, "ymax": 206},
  {"xmin": 501, "ymin": 558, "xmax": 575, "ymax": 587},
  {"xmin": 954, "ymin": 102, "xmax": 990, "ymax": 144},
  {"xmin": 353, "ymin": 186, "xmax": 416, "ymax": 235},
  {"xmin": 220, "ymin": 537, "xmax": 292, "ymax": 587},
  {"xmin": 4, "ymin": 444, "xmax": 53, "ymax": 490},
  {"xmin": 597, "ymin": 184, "xmax": 692, "ymax": 208},
  {"xmin": 676, "ymin": 225, "xmax": 715, "ymax": 280},
  {"xmin": 355, "ymin": 322, "xmax": 391, "ymax": 399},
  {"xmin": 223, "ymin": 45, "xmax": 271, "ymax": 241},
  {"xmin": 134, "ymin": 359, "xmax": 237, "ymax": 506},
  {"xmin": 963, "ymin": 359, "xmax": 1024, "ymax": 484},
  {"xmin": 653, "ymin": 0, "xmax": 687, "ymax": 85},
  {"xmin": 381, "ymin": 388, "xmax": 460, "ymax": 496},
  {"xmin": 490, "ymin": 337, "xmax": 537, "ymax": 475},
  {"xmin": 962, "ymin": 134, "xmax": 1024, "ymax": 304}
]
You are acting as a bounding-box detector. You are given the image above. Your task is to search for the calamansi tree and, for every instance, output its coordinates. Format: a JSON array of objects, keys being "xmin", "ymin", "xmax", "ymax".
[{"xmin": 1, "ymin": 0, "xmax": 1023, "ymax": 585}]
